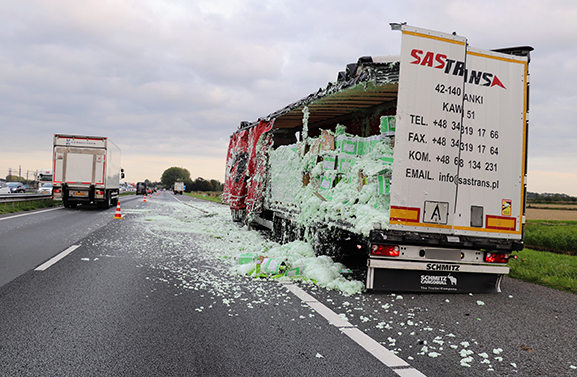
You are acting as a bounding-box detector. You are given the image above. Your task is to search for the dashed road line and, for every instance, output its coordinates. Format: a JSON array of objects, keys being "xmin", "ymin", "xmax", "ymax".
[
  {"xmin": 35, "ymin": 245, "xmax": 81, "ymax": 271},
  {"xmin": 170, "ymin": 194, "xmax": 211, "ymax": 214},
  {"xmin": 0, "ymin": 207, "xmax": 62, "ymax": 221}
]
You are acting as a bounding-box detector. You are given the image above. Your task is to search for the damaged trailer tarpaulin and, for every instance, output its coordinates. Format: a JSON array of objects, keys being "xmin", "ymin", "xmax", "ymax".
[{"xmin": 222, "ymin": 120, "xmax": 273, "ymax": 222}]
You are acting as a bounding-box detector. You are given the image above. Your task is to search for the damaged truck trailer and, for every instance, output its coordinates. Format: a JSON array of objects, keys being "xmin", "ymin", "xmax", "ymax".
[{"xmin": 222, "ymin": 24, "xmax": 532, "ymax": 293}]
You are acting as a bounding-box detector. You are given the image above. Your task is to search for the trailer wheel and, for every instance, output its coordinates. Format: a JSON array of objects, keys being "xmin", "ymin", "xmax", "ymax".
[
  {"xmin": 272, "ymin": 215, "xmax": 285, "ymax": 243},
  {"xmin": 98, "ymin": 193, "xmax": 111, "ymax": 209},
  {"xmin": 310, "ymin": 226, "xmax": 345, "ymax": 261},
  {"xmin": 63, "ymin": 200, "xmax": 77, "ymax": 208},
  {"xmin": 272, "ymin": 215, "xmax": 300, "ymax": 244},
  {"xmin": 231, "ymin": 208, "xmax": 246, "ymax": 223}
]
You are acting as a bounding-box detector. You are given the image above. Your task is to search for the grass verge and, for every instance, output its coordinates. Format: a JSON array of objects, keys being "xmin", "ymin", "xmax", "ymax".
[
  {"xmin": 509, "ymin": 248, "xmax": 577, "ymax": 294},
  {"xmin": 184, "ymin": 191, "xmax": 223, "ymax": 203},
  {"xmin": 0, "ymin": 199, "xmax": 60, "ymax": 215},
  {"xmin": 2, "ymin": 191, "xmax": 135, "ymax": 214},
  {"xmin": 120, "ymin": 192, "xmax": 140, "ymax": 197},
  {"xmin": 524, "ymin": 220, "xmax": 577, "ymax": 256}
]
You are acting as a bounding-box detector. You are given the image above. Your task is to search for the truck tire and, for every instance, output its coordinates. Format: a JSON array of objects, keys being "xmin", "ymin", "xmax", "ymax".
[
  {"xmin": 309, "ymin": 226, "xmax": 345, "ymax": 261},
  {"xmin": 272, "ymin": 216, "xmax": 303, "ymax": 244},
  {"xmin": 231, "ymin": 208, "xmax": 246, "ymax": 223},
  {"xmin": 98, "ymin": 193, "xmax": 111, "ymax": 209},
  {"xmin": 63, "ymin": 200, "xmax": 77, "ymax": 208},
  {"xmin": 272, "ymin": 215, "xmax": 284, "ymax": 243}
]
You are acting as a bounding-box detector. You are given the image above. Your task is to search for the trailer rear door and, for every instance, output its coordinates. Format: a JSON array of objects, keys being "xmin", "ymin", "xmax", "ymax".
[{"xmin": 389, "ymin": 25, "xmax": 528, "ymax": 241}]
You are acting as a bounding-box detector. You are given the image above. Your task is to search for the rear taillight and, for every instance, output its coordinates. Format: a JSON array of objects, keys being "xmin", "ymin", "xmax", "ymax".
[
  {"xmin": 371, "ymin": 244, "xmax": 400, "ymax": 257},
  {"xmin": 54, "ymin": 189, "xmax": 61, "ymax": 193},
  {"xmin": 485, "ymin": 252, "xmax": 510, "ymax": 263},
  {"xmin": 96, "ymin": 190, "xmax": 103, "ymax": 195}
]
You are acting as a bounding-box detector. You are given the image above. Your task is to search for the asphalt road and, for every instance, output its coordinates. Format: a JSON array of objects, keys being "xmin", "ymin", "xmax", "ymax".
[
  {"xmin": 0, "ymin": 192, "xmax": 576, "ymax": 376},
  {"xmin": 0, "ymin": 197, "xmax": 137, "ymax": 288},
  {"xmin": 0, "ymin": 193, "xmax": 394, "ymax": 377}
]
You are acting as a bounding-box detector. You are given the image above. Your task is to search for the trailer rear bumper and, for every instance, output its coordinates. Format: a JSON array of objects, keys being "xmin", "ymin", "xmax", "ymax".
[{"xmin": 366, "ymin": 259, "xmax": 508, "ymax": 293}]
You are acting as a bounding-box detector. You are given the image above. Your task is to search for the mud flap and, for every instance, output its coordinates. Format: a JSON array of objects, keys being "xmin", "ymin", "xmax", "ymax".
[{"xmin": 366, "ymin": 259, "xmax": 507, "ymax": 293}]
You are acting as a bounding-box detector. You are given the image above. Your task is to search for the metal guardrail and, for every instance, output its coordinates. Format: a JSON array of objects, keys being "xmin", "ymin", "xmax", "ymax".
[{"xmin": 0, "ymin": 193, "xmax": 53, "ymax": 204}]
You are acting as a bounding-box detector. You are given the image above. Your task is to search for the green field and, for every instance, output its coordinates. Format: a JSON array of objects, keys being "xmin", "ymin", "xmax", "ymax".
[
  {"xmin": 509, "ymin": 220, "xmax": 577, "ymax": 293},
  {"xmin": 524, "ymin": 220, "xmax": 577, "ymax": 256},
  {"xmin": 184, "ymin": 191, "xmax": 222, "ymax": 203}
]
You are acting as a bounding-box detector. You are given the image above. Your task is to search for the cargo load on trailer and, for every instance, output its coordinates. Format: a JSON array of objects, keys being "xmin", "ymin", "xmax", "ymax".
[
  {"xmin": 222, "ymin": 24, "xmax": 532, "ymax": 293},
  {"xmin": 52, "ymin": 134, "xmax": 124, "ymax": 209}
]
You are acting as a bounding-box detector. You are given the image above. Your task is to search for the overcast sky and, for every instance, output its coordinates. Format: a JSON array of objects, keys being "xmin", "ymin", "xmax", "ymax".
[{"xmin": 1, "ymin": 0, "xmax": 575, "ymax": 195}]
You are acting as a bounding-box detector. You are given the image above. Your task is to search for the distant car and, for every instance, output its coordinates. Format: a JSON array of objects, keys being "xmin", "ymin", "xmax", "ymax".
[
  {"xmin": 0, "ymin": 181, "xmax": 10, "ymax": 194},
  {"xmin": 37, "ymin": 182, "xmax": 53, "ymax": 194},
  {"xmin": 7, "ymin": 182, "xmax": 25, "ymax": 193}
]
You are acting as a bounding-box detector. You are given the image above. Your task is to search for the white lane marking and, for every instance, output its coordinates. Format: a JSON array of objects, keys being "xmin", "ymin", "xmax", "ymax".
[
  {"xmin": 170, "ymin": 194, "xmax": 211, "ymax": 214},
  {"xmin": 35, "ymin": 245, "xmax": 81, "ymax": 271},
  {"xmin": 0, "ymin": 207, "xmax": 63, "ymax": 221},
  {"xmin": 283, "ymin": 283, "xmax": 427, "ymax": 377},
  {"xmin": 284, "ymin": 283, "xmax": 354, "ymax": 328}
]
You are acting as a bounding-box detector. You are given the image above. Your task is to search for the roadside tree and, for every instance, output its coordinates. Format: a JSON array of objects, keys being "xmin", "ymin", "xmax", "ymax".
[{"xmin": 161, "ymin": 167, "xmax": 191, "ymax": 190}]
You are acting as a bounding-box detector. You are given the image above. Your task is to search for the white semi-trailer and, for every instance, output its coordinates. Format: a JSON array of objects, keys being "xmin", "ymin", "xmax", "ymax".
[
  {"xmin": 174, "ymin": 181, "xmax": 185, "ymax": 195},
  {"xmin": 52, "ymin": 134, "xmax": 124, "ymax": 209},
  {"xmin": 222, "ymin": 25, "xmax": 532, "ymax": 293}
]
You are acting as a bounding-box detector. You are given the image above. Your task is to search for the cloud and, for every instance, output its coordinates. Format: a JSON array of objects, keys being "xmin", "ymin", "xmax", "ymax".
[{"xmin": 0, "ymin": 0, "xmax": 575, "ymax": 193}]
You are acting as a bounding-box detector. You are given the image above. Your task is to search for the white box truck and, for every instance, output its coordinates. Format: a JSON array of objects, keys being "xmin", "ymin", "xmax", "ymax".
[
  {"xmin": 222, "ymin": 25, "xmax": 532, "ymax": 293},
  {"xmin": 173, "ymin": 181, "xmax": 184, "ymax": 195},
  {"xmin": 52, "ymin": 134, "xmax": 124, "ymax": 209}
]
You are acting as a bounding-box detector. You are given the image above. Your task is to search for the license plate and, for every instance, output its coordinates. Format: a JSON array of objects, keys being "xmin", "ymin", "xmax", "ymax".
[{"xmin": 72, "ymin": 191, "xmax": 86, "ymax": 196}]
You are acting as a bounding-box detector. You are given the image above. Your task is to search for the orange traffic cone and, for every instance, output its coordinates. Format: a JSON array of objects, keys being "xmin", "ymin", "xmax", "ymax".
[
  {"xmin": 143, "ymin": 195, "xmax": 147, "ymax": 203},
  {"xmin": 113, "ymin": 201, "xmax": 123, "ymax": 219}
]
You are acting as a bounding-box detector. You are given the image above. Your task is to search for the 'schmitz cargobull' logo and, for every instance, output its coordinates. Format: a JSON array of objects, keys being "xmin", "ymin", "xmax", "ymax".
[
  {"xmin": 420, "ymin": 274, "xmax": 458, "ymax": 286},
  {"xmin": 410, "ymin": 49, "xmax": 506, "ymax": 89}
]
